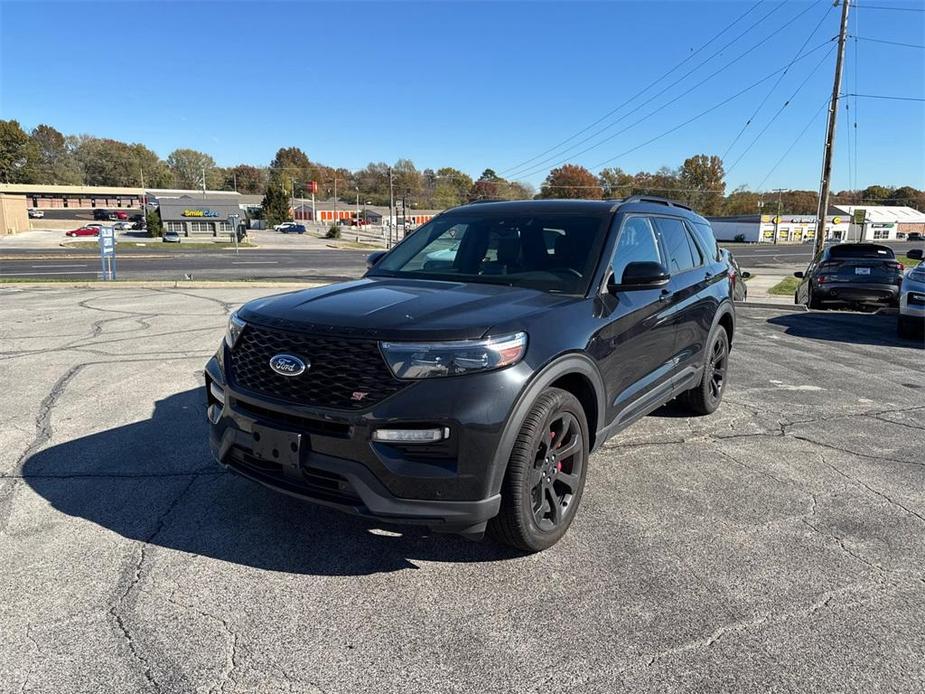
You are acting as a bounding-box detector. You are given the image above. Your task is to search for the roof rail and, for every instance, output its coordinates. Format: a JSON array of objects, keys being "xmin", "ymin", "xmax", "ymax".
[
  {"xmin": 463, "ymin": 198, "xmax": 507, "ymax": 205},
  {"xmin": 621, "ymin": 195, "xmax": 693, "ymax": 211}
]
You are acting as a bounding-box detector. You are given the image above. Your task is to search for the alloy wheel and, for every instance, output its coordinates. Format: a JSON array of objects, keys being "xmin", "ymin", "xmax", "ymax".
[
  {"xmin": 709, "ymin": 335, "xmax": 728, "ymax": 403},
  {"xmin": 531, "ymin": 411, "xmax": 583, "ymax": 531}
]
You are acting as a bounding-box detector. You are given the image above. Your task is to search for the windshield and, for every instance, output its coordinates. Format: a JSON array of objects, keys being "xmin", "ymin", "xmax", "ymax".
[{"xmin": 369, "ymin": 212, "xmax": 609, "ymax": 294}]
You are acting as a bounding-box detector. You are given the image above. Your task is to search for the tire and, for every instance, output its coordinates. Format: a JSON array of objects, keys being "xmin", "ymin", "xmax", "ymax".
[
  {"xmin": 679, "ymin": 327, "xmax": 730, "ymax": 416},
  {"xmin": 488, "ymin": 387, "xmax": 589, "ymax": 552},
  {"xmin": 808, "ymin": 286, "xmax": 824, "ymax": 310}
]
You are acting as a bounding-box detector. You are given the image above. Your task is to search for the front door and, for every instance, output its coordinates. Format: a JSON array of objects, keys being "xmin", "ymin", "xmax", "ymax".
[{"xmin": 593, "ymin": 214, "xmax": 679, "ymax": 427}]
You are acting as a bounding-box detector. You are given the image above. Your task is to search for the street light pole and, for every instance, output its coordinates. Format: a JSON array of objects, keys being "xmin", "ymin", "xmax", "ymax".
[{"xmin": 388, "ymin": 167, "xmax": 395, "ymax": 248}]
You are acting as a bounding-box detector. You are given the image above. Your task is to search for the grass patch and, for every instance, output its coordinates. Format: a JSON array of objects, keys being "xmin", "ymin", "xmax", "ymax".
[
  {"xmin": 328, "ymin": 241, "xmax": 383, "ymax": 250},
  {"xmin": 63, "ymin": 241, "xmax": 256, "ymax": 250},
  {"xmin": 768, "ymin": 276, "xmax": 801, "ymax": 296},
  {"xmin": 897, "ymin": 254, "xmax": 920, "ymax": 268}
]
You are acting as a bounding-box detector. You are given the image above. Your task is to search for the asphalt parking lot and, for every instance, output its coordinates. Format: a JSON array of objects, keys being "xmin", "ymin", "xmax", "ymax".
[{"xmin": 1, "ymin": 286, "xmax": 923, "ymax": 693}]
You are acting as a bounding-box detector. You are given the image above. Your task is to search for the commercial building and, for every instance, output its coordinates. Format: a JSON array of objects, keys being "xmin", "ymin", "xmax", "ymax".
[
  {"xmin": 0, "ymin": 193, "xmax": 28, "ymax": 235},
  {"xmin": 0, "ymin": 183, "xmax": 145, "ymax": 211},
  {"xmin": 831, "ymin": 205, "xmax": 925, "ymax": 241},
  {"xmin": 157, "ymin": 197, "xmax": 247, "ymax": 237},
  {"xmin": 707, "ymin": 214, "xmax": 849, "ymax": 244}
]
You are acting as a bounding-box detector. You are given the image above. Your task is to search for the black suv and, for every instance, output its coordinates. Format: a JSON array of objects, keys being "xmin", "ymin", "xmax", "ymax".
[{"xmin": 205, "ymin": 198, "xmax": 735, "ymax": 551}]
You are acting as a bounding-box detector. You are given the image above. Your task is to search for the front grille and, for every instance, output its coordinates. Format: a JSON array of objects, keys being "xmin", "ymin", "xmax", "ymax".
[
  {"xmin": 227, "ymin": 446, "xmax": 362, "ymax": 506},
  {"xmin": 229, "ymin": 325, "xmax": 406, "ymax": 409}
]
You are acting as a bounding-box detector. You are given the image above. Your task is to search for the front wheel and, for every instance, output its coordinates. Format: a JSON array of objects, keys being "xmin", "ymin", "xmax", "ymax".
[
  {"xmin": 488, "ymin": 388, "xmax": 589, "ymax": 552},
  {"xmin": 679, "ymin": 327, "xmax": 730, "ymax": 416}
]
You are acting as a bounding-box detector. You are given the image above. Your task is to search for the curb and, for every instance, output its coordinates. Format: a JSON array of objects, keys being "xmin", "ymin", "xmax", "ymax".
[{"xmin": 736, "ymin": 301, "xmax": 807, "ymax": 311}]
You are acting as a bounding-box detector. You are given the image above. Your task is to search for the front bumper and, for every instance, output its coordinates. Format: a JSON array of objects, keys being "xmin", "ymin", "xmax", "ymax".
[
  {"xmin": 204, "ymin": 352, "xmax": 530, "ymax": 531},
  {"xmin": 899, "ymin": 285, "xmax": 925, "ymax": 319}
]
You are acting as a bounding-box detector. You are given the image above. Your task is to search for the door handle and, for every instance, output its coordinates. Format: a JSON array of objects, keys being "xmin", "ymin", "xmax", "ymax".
[{"xmin": 658, "ymin": 289, "xmax": 671, "ymax": 302}]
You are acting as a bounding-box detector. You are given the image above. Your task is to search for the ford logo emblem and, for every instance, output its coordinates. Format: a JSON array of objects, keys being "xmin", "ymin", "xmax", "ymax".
[{"xmin": 268, "ymin": 353, "xmax": 308, "ymax": 377}]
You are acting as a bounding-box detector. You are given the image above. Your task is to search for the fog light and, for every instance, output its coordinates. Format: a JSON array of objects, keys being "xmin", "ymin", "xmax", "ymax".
[
  {"xmin": 209, "ymin": 381, "xmax": 225, "ymax": 404},
  {"xmin": 372, "ymin": 427, "xmax": 449, "ymax": 443}
]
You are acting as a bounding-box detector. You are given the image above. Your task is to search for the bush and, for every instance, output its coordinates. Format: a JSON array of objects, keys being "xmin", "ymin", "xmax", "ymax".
[
  {"xmin": 325, "ymin": 224, "xmax": 341, "ymax": 239},
  {"xmin": 733, "ymin": 233, "xmax": 746, "ymax": 243},
  {"xmin": 145, "ymin": 210, "xmax": 163, "ymax": 238}
]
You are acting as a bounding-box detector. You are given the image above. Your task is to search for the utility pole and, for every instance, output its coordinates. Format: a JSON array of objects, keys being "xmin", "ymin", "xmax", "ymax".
[
  {"xmin": 814, "ymin": 0, "xmax": 851, "ymax": 257},
  {"xmin": 773, "ymin": 188, "xmax": 786, "ymax": 245},
  {"xmin": 333, "ymin": 178, "xmax": 338, "ymax": 226},
  {"xmin": 201, "ymin": 165, "xmax": 206, "ymax": 199},
  {"xmin": 388, "ymin": 167, "xmax": 395, "ymax": 248}
]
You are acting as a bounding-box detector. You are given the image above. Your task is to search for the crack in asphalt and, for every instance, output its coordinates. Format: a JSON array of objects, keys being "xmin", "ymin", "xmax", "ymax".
[
  {"xmin": 0, "ymin": 365, "xmax": 85, "ymax": 534},
  {"xmin": 19, "ymin": 623, "xmax": 42, "ymax": 694},
  {"xmin": 108, "ymin": 475, "xmax": 199, "ymax": 693},
  {"xmin": 166, "ymin": 595, "xmax": 240, "ymax": 694},
  {"xmin": 819, "ymin": 457, "xmax": 925, "ymax": 525}
]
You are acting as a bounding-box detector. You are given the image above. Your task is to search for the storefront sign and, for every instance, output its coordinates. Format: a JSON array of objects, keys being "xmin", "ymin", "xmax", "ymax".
[
  {"xmin": 853, "ymin": 209, "xmax": 867, "ymax": 225},
  {"xmin": 182, "ymin": 208, "xmax": 220, "ymax": 218}
]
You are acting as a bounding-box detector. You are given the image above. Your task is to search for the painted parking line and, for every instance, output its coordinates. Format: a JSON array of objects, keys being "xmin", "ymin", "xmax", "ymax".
[
  {"xmin": 31, "ymin": 264, "xmax": 89, "ymax": 268},
  {"xmin": 231, "ymin": 261, "xmax": 279, "ymax": 265}
]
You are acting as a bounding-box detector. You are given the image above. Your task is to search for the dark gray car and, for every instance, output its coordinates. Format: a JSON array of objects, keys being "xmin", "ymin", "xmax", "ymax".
[{"xmin": 794, "ymin": 243, "xmax": 904, "ymax": 309}]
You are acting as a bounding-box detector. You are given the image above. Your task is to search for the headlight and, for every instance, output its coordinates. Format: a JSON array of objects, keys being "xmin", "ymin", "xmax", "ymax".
[
  {"xmin": 224, "ymin": 312, "xmax": 246, "ymax": 348},
  {"xmin": 380, "ymin": 332, "xmax": 527, "ymax": 379}
]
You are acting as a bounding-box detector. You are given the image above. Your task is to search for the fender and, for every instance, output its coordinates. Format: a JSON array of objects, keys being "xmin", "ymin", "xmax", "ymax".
[
  {"xmin": 486, "ymin": 352, "xmax": 606, "ymax": 496},
  {"xmin": 710, "ymin": 299, "xmax": 736, "ymax": 349}
]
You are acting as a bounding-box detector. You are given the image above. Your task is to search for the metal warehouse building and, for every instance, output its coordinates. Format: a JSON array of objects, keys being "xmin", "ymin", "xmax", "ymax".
[{"xmin": 707, "ymin": 214, "xmax": 850, "ymax": 244}]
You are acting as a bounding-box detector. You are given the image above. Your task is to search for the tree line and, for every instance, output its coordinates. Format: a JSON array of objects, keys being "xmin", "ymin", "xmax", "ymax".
[{"xmin": 2, "ymin": 119, "xmax": 922, "ymax": 216}]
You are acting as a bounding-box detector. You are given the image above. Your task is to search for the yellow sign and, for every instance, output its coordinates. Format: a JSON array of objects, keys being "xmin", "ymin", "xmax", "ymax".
[
  {"xmin": 832, "ymin": 216, "xmax": 841, "ymax": 224},
  {"xmin": 760, "ymin": 215, "xmax": 771, "ymax": 223},
  {"xmin": 773, "ymin": 216, "xmax": 781, "ymax": 224}
]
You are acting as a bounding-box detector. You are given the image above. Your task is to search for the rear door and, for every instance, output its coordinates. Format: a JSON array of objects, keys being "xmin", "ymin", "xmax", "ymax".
[{"xmin": 651, "ymin": 216, "xmax": 715, "ymax": 381}]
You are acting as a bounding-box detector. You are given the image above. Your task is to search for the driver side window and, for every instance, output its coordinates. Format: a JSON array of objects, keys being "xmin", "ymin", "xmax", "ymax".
[{"xmin": 612, "ymin": 216, "xmax": 662, "ymax": 282}]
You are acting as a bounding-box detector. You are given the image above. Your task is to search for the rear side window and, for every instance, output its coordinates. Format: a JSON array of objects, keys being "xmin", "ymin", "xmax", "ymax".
[
  {"xmin": 612, "ymin": 216, "xmax": 662, "ymax": 281},
  {"xmin": 653, "ymin": 217, "xmax": 699, "ymax": 274},
  {"xmin": 690, "ymin": 221, "xmax": 721, "ymax": 262}
]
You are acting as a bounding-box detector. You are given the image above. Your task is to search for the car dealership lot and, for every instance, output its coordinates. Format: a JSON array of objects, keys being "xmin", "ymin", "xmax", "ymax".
[{"xmin": 1, "ymin": 286, "xmax": 923, "ymax": 693}]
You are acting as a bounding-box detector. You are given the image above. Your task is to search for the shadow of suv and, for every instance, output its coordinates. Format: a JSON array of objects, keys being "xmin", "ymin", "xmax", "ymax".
[{"xmin": 205, "ymin": 197, "xmax": 736, "ymax": 551}]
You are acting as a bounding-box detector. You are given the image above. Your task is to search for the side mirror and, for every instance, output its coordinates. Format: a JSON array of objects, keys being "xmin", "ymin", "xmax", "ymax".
[
  {"xmin": 741, "ymin": 270, "xmax": 751, "ymax": 279},
  {"xmin": 608, "ymin": 261, "xmax": 670, "ymax": 293},
  {"xmin": 793, "ymin": 271, "xmax": 804, "ymax": 279},
  {"xmin": 366, "ymin": 250, "xmax": 387, "ymax": 269},
  {"xmin": 907, "ymin": 248, "xmax": 923, "ymax": 260}
]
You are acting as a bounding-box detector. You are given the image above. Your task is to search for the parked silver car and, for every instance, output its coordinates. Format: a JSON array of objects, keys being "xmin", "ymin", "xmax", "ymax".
[{"xmin": 898, "ymin": 248, "xmax": 924, "ymax": 338}]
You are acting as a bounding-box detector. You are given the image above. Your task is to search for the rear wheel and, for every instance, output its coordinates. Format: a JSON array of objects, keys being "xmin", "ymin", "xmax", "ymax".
[
  {"xmin": 808, "ymin": 285, "xmax": 824, "ymax": 310},
  {"xmin": 679, "ymin": 327, "xmax": 729, "ymax": 416},
  {"xmin": 488, "ymin": 388, "xmax": 589, "ymax": 552}
]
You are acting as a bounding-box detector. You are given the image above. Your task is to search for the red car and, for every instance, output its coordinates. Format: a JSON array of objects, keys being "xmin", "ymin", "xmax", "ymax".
[
  {"xmin": 115, "ymin": 210, "xmax": 128, "ymax": 220},
  {"xmin": 66, "ymin": 226, "xmax": 100, "ymax": 237}
]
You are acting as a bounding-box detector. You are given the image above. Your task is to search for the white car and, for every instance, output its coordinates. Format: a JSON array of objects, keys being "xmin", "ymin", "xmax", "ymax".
[
  {"xmin": 28, "ymin": 209, "xmax": 45, "ymax": 219},
  {"xmin": 898, "ymin": 249, "xmax": 925, "ymax": 338},
  {"xmin": 274, "ymin": 222, "xmax": 298, "ymax": 232}
]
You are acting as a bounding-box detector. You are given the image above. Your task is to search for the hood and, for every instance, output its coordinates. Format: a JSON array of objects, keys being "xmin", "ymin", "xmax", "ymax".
[{"xmin": 237, "ymin": 277, "xmax": 579, "ymax": 340}]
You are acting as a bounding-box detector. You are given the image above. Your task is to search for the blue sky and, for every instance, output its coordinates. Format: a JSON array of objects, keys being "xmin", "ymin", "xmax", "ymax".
[{"xmin": 1, "ymin": 0, "xmax": 923, "ymax": 192}]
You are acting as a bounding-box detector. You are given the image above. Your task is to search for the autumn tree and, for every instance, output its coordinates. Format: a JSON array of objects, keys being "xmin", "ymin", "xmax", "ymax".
[
  {"xmin": 539, "ymin": 165, "xmax": 601, "ymax": 199},
  {"xmin": 680, "ymin": 154, "xmax": 725, "ymax": 214},
  {"xmin": 722, "ymin": 187, "xmax": 761, "ymax": 216},
  {"xmin": 0, "ymin": 119, "xmax": 38, "ymax": 183},
  {"xmin": 225, "ymin": 164, "xmax": 265, "ymax": 193},
  {"xmin": 166, "ymin": 148, "xmax": 216, "ymax": 189},
  {"xmin": 598, "ymin": 167, "xmax": 634, "ymax": 198},
  {"xmin": 30, "ymin": 124, "xmax": 81, "ymax": 184}
]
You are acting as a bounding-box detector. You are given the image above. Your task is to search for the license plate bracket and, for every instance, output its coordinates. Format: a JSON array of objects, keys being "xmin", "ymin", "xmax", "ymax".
[
  {"xmin": 249, "ymin": 424, "xmax": 303, "ymax": 471},
  {"xmin": 855, "ymin": 267, "xmax": 871, "ymax": 275}
]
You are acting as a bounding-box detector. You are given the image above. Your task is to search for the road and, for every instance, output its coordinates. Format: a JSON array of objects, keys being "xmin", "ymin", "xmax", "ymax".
[
  {"xmin": 1, "ymin": 287, "xmax": 922, "ymax": 693},
  {"xmin": 0, "ymin": 247, "xmax": 369, "ymax": 282},
  {"xmin": 2, "ymin": 241, "xmax": 921, "ymax": 282}
]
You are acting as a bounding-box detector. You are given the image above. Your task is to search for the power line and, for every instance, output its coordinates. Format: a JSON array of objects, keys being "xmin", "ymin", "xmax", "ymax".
[
  {"xmin": 842, "ymin": 93, "xmax": 925, "ymax": 101},
  {"xmin": 725, "ymin": 44, "xmax": 837, "ymax": 175},
  {"xmin": 507, "ymin": 1, "xmax": 828, "ymax": 180},
  {"xmin": 721, "ymin": 1, "xmax": 835, "ymax": 163},
  {"xmin": 848, "ymin": 34, "xmax": 925, "ymax": 48},
  {"xmin": 588, "ymin": 45, "xmax": 834, "ymax": 171},
  {"xmin": 755, "ymin": 97, "xmax": 831, "ymax": 192},
  {"xmin": 848, "ymin": 3, "xmax": 925, "ymax": 11},
  {"xmin": 496, "ymin": 0, "xmax": 770, "ymax": 176},
  {"xmin": 512, "ymin": 29, "xmax": 835, "ymax": 181}
]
